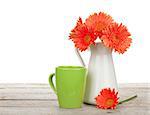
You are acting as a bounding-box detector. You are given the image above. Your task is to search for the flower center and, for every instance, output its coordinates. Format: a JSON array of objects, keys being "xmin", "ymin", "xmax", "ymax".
[
  {"xmin": 113, "ymin": 35, "xmax": 120, "ymax": 43},
  {"xmin": 95, "ymin": 23, "xmax": 105, "ymax": 32},
  {"xmin": 84, "ymin": 35, "xmax": 91, "ymax": 43},
  {"xmin": 106, "ymin": 99, "xmax": 114, "ymax": 106}
]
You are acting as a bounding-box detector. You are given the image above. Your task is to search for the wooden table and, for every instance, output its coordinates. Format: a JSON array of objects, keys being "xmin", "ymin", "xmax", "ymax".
[{"xmin": 0, "ymin": 83, "xmax": 149, "ymax": 115}]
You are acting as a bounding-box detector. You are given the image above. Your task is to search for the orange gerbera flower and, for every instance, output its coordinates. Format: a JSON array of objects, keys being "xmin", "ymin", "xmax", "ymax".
[
  {"xmin": 101, "ymin": 23, "xmax": 132, "ymax": 54},
  {"xmin": 85, "ymin": 12, "xmax": 113, "ymax": 37},
  {"xmin": 69, "ymin": 17, "xmax": 97, "ymax": 51},
  {"xmin": 95, "ymin": 88, "xmax": 119, "ymax": 109}
]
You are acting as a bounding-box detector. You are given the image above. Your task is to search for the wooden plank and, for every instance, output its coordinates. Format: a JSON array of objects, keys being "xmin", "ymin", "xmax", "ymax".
[
  {"xmin": 0, "ymin": 100, "xmax": 57, "ymax": 107},
  {"xmin": 0, "ymin": 83, "xmax": 149, "ymax": 88},
  {"xmin": 0, "ymin": 93, "xmax": 57, "ymax": 100},
  {"xmin": 0, "ymin": 88, "xmax": 51, "ymax": 94},
  {"xmin": 0, "ymin": 88, "xmax": 57, "ymax": 100},
  {"xmin": 119, "ymin": 83, "xmax": 150, "ymax": 88},
  {"xmin": 0, "ymin": 97, "xmax": 149, "ymax": 107},
  {"xmin": 0, "ymin": 86, "xmax": 149, "ymax": 95},
  {"xmin": 0, "ymin": 83, "xmax": 49, "ymax": 89},
  {"xmin": 0, "ymin": 105, "xmax": 149, "ymax": 115}
]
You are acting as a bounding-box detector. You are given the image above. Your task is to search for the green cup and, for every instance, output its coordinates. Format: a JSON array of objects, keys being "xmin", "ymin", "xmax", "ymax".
[{"xmin": 49, "ymin": 66, "xmax": 87, "ymax": 108}]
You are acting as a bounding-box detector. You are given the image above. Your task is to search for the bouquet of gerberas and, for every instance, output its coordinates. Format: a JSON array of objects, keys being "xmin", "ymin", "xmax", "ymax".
[
  {"xmin": 69, "ymin": 12, "xmax": 137, "ymax": 109},
  {"xmin": 69, "ymin": 12, "xmax": 132, "ymax": 54}
]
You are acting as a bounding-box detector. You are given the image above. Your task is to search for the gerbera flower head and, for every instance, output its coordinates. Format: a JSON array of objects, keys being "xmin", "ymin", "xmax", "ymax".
[
  {"xmin": 69, "ymin": 17, "xmax": 97, "ymax": 51},
  {"xmin": 95, "ymin": 88, "xmax": 119, "ymax": 109},
  {"xmin": 101, "ymin": 23, "xmax": 132, "ymax": 54},
  {"xmin": 85, "ymin": 12, "xmax": 114, "ymax": 37}
]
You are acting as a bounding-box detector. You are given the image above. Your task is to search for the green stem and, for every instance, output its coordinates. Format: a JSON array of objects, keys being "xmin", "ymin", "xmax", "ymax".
[{"xmin": 119, "ymin": 95, "xmax": 137, "ymax": 104}]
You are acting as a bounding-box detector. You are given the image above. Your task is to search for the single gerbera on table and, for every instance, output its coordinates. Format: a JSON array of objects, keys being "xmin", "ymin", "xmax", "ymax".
[
  {"xmin": 95, "ymin": 88, "xmax": 137, "ymax": 109},
  {"xmin": 95, "ymin": 88, "xmax": 119, "ymax": 109}
]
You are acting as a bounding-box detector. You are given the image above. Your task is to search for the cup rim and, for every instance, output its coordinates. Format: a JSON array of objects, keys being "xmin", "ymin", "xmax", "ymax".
[{"xmin": 56, "ymin": 66, "xmax": 86, "ymax": 70}]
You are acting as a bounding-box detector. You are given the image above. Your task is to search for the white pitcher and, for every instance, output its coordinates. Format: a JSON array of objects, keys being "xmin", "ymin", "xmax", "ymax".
[{"xmin": 75, "ymin": 42, "xmax": 118, "ymax": 105}]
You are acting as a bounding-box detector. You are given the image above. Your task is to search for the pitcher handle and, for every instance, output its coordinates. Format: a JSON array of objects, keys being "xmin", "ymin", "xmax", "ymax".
[{"xmin": 75, "ymin": 48, "xmax": 86, "ymax": 67}]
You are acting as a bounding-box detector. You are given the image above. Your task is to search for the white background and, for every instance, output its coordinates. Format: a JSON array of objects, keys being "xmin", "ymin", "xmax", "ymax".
[{"xmin": 0, "ymin": 0, "xmax": 149, "ymax": 83}]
